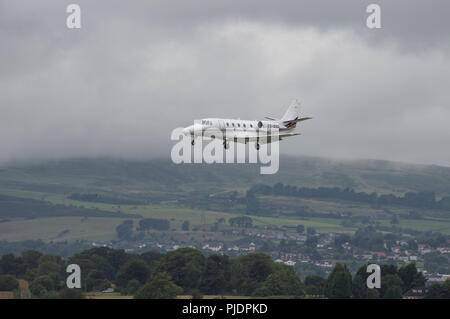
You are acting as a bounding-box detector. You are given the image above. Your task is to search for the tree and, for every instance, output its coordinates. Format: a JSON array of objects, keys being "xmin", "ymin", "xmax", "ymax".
[
  {"xmin": 199, "ymin": 255, "xmax": 231, "ymax": 294},
  {"xmin": 304, "ymin": 275, "xmax": 326, "ymax": 296},
  {"xmin": 22, "ymin": 250, "xmax": 42, "ymax": 270},
  {"xmin": 134, "ymin": 272, "xmax": 182, "ymax": 299},
  {"xmin": 31, "ymin": 275, "xmax": 55, "ymax": 292},
  {"xmin": 306, "ymin": 227, "xmax": 316, "ymax": 235},
  {"xmin": 325, "ymin": 263, "xmax": 352, "ymax": 299},
  {"xmin": 230, "ymin": 253, "xmax": 274, "ymax": 295},
  {"xmin": 29, "ymin": 283, "xmax": 47, "ymax": 298},
  {"xmin": 296, "ymin": 224, "xmax": 305, "ymax": 234},
  {"xmin": 380, "ymin": 274, "xmax": 404, "ymax": 297},
  {"xmin": 425, "ymin": 280, "xmax": 450, "ymax": 299},
  {"xmin": 140, "ymin": 250, "xmax": 163, "ymax": 269},
  {"xmin": 36, "ymin": 254, "xmax": 65, "ymax": 289},
  {"xmin": 352, "ymin": 265, "xmax": 371, "ymax": 299},
  {"xmin": 390, "ymin": 214, "xmax": 399, "ymax": 225},
  {"xmin": 383, "ymin": 286, "xmax": 402, "ymax": 299},
  {"xmin": 116, "ymin": 220, "xmax": 134, "ymax": 240},
  {"xmin": 229, "ymin": 216, "xmax": 253, "ymax": 228},
  {"xmin": 245, "ymin": 191, "xmax": 261, "ymax": 215},
  {"xmin": 398, "ymin": 263, "xmax": 425, "ymax": 292},
  {"xmin": 116, "ymin": 259, "xmax": 150, "ymax": 287},
  {"xmin": 305, "ymin": 236, "xmax": 318, "ymax": 248},
  {"xmin": 253, "ymin": 266, "xmax": 304, "ymax": 297},
  {"xmin": 85, "ymin": 270, "xmax": 110, "ymax": 292},
  {"xmin": 124, "ymin": 279, "xmax": 141, "ymax": 295},
  {"xmin": 423, "ymin": 252, "xmax": 450, "ymax": 274},
  {"xmin": 158, "ymin": 248, "xmax": 205, "ymax": 291},
  {"xmin": 182, "ymin": 220, "xmax": 190, "ymax": 231},
  {"xmin": 0, "ymin": 253, "xmax": 25, "ymax": 276},
  {"xmin": 138, "ymin": 218, "xmax": 170, "ymax": 231},
  {"xmin": 67, "ymin": 254, "xmax": 115, "ymax": 292},
  {"xmin": 0, "ymin": 275, "xmax": 19, "ymax": 291},
  {"xmin": 29, "ymin": 275, "xmax": 56, "ymax": 298}
]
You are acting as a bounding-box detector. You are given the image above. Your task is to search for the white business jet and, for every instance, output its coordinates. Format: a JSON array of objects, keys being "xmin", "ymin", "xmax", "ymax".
[{"xmin": 182, "ymin": 99, "xmax": 312, "ymax": 150}]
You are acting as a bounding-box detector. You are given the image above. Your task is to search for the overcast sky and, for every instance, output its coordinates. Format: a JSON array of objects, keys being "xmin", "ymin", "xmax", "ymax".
[{"xmin": 1, "ymin": 0, "xmax": 450, "ymax": 166}]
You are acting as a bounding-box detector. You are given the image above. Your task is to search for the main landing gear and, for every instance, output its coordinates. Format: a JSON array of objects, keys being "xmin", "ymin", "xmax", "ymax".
[
  {"xmin": 191, "ymin": 139, "xmax": 195, "ymax": 146},
  {"xmin": 223, "ymin": 140, "xmax": 230, "ymax": 149}
]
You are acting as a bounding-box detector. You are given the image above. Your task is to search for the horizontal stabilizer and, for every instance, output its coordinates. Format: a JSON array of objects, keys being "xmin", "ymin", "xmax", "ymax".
[{"xmin": 283, "ymin": 117, "xmax": 312, "ymax": 124}]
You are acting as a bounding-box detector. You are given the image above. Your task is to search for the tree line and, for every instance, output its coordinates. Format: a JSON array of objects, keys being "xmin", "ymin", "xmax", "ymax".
[
  {"xmin": 1, "ymin": 247, "xmax": 449, "ymax": 299},
  {"xmin": 115, "ymin": 218, "xmax": 171, "ymax": 241},
  {"xmin": 248, "ymin": 183, "xmax": 450, "ymax": 211},
  {"xmin": 0, "ymin": 194, "xmax": 141, "ymax": 219},
  {"xmin": 69, "ymin": 193, "xmax": 145, "ymax": 206}
]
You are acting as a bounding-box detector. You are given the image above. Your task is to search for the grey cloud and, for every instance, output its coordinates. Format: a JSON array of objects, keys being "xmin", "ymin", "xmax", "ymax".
[{"xmin": 0, "ymin": 1, "xmax": 450, "ymax": 166}]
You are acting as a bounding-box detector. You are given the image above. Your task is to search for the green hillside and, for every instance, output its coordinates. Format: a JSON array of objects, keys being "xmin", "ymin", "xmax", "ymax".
[{"xmin": 0, "ymin": 156, "xmax": 449, "ymax": 242}]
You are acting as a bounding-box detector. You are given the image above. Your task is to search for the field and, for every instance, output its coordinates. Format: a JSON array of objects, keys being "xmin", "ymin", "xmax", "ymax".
[
  {"xmin": 0, "ymin": 217, "xmax": 129, "ymax": 242},
  {"xmin": 0, "ymin": 157, "xmax": 449, "ymax": 243}
]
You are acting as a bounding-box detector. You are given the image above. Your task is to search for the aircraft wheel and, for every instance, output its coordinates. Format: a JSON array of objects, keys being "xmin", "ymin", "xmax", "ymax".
[
  {"xmin": 223, "ymin": 141, "xmax": 229, "ymax": 149},
  {"xmin": 256, "ymin": 143, "xmax": 260, "ymax": 150},
  {"xmin": 191, "ymin": 139, "xmax": 195, "ymax": 146}
]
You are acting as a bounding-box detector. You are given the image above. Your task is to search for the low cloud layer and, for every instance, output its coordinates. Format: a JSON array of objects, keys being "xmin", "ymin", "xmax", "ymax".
[{"xmin": 1, "ymin": 1, "xmax": 450, "ymax": 166}]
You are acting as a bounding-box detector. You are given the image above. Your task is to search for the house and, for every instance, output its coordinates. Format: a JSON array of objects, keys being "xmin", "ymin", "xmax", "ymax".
[
  {"xmin": 370, "ymin": 251, "xmax": 387, "ymax": 258},
  {"xmin": 418, "ymin": 244, "xmax": 432, "ymax": 254},
  {"xmin": 274, "ymin": 259, "xmax": 284, "ymax": 263},
  {"xmin": 402, "ymin": 287, "xmax": 426, "ymax": 299},
  {"xmin": 284, "ymin": 260, "xmax": 296, "ymax": 266},
  {"xmin": 203, "ymin": 244, "xmax": 223, "ymax": 252},
  {"xmin": 102, "ymin": 288, "xmax": 115, "ymax": 293}
]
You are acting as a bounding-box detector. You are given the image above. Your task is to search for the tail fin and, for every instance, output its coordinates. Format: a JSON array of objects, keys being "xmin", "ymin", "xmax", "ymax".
[{"xmin": 281, "ymin": 99, "xmax": 301, "ymax": 121}]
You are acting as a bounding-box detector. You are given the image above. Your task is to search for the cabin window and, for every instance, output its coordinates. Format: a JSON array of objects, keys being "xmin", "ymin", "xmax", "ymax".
[
  {"xmin": 232, "ymin": 123, "xmax": 235, "ymax": 127},
  {"xmin": 243, "ymin": 124, "xmax": 246, "ymax": 128},
  {"xmin": 238, "ymin": 123, "xmax": 240, "ymax": 127},
  {"xmin": 226, "ymin": 122, "xmax": 229, "ymax": 126}
]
